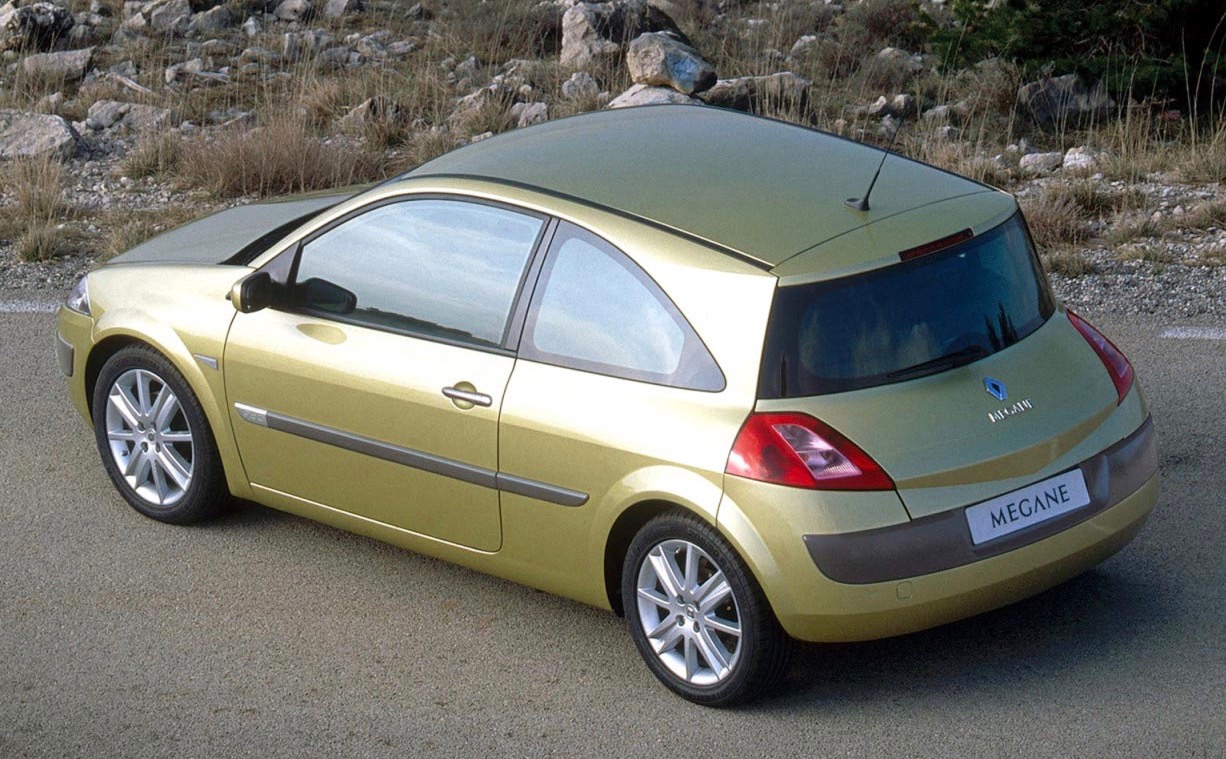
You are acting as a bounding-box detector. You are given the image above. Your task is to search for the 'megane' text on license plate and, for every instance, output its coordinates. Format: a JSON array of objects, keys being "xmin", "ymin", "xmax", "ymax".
[{"xmin": 965, "ymin": 469, "xmax": 1091, "ymax": 544}]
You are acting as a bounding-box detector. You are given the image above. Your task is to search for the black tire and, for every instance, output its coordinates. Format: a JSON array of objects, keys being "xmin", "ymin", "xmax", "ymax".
[
  {"xmin": 91, "ymin": 344, "xmax": 227, "ymax": 524},
  {"xmin": 622, "ymin": 509, "xmax": 792, "ymax": 706}
]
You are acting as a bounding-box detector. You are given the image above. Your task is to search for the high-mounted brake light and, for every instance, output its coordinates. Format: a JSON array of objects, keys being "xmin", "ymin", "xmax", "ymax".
[
  {"xmin": 898, "ymin": 229, "xmax": 974, "ymax": 261},
  {"xmin": 1067, "ymin": 310, "xmax": 1134, "ymax": 405},
  {"xmin": 726, "ymin": 413, "xmax": 894, "ymax": 491}
]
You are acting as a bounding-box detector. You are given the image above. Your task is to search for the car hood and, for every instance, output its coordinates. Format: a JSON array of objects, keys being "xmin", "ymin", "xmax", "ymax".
[{"xmin": 107, "ymin": 189, "xmax": 361, "ymax": 266}]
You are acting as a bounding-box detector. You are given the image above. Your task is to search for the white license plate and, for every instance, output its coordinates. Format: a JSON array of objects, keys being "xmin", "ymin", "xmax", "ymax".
[{"xmin": 965, "ymin": 469, "xmax": 1091, "ymax": 545}]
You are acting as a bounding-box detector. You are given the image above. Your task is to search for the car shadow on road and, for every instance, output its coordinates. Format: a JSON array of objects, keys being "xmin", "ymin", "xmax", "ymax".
[{"xmin": 756, "ymin": 567, "xmax": 1174, "ymax": 712}]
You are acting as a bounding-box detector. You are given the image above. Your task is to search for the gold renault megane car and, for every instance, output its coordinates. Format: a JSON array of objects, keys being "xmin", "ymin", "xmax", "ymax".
[{"xmin": 57, "ymin": 105, "xmax": 1158, "ymax": 705}]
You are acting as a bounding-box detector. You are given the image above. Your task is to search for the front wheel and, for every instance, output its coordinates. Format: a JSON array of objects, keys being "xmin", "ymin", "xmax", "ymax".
[
  {"xmin": 91, "ymin": 345, "xmax": 227, "ymax": 524},
  {"xmin": 622, "ymin": 510, "xmax": 792, "ymax": 706}
]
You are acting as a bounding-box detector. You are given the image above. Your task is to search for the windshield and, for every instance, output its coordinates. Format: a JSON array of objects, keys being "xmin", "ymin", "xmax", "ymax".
[{"xmin": 759, "ymin": 213, "xmax": 1055, "ymax": 398}]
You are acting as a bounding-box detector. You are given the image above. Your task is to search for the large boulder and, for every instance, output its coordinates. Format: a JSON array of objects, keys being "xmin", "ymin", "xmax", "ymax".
[
  {"xmin": 321, "ymin": 0, "xmax": 363, "ymax": 19},
  {"xmin": 1, "ymin": 2, "xmax": 74, "ymax": 51},
  {"xmin": 85, "ymin": 99, "xmax": 177, "ymax": 133},
  {"xmin": 626, "ymin": 31, "xmax": 715, "ymax": 95},
  {"xmin": 1019, "ymin": 151, "xmax": 1065, "ymax": 175},
  {"xmin": 22, "ymin": 47, "xmax": 94, "ymax": 82},
  {"xmin": 701, "ymin": 71, "xmax": 811, "ymax": 113},
  {"xmin": 187, "ymin": 5, "xmax": 236, "ymax": 35},
  {"xmin": 147, "ymin": 0, "xmax": 192, "ymax": 34},
  {"xmin": 0, "ymin": 109, "xmax": 79, "ymax": 160},
  {"xmin": 1018, "ymin": 74, "xmax": 1115, "ymax": 126},
  {"xmin": 562, "ymin": 70, "xmax": 599, "ymax": 99},
  {"xmin": 606, "ymin": 83, "xmax": 700, "ymax": 108},
  {"xmin": 560, "ymin": 0, "xmax": 685, "ymax": 69},
  {"xmin": 274, "ymin": 0, "xmax": 314, "ymax": 23}
]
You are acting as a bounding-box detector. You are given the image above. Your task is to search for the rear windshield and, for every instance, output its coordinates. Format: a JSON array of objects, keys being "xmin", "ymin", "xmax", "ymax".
[{"xmin": 759, "ymin": 213, "xmax": 1055, "ymax": 398}]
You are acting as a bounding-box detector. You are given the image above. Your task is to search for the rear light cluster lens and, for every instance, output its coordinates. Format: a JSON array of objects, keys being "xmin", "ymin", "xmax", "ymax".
[
  {"xmin": 726, "ymin": 413, "xmax": 894, "ymax": 491},
  {"xmin": 1067, "ymin": 310, "xmax": 1134, "ymax": 405}
]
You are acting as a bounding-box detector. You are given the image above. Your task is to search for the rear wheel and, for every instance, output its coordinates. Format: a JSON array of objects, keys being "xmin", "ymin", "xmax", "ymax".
[
  {"xmin": 91, "ymin": 345, "xmax": 226, "ymax": 524},
  {"xmin": 622, "ymin": 510, "xmax": 791, "ymax": 706}
]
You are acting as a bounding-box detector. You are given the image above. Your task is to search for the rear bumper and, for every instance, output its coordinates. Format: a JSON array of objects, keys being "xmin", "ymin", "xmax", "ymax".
[
  {"xmin": 750, "ymin": 417, "xmax": 1158, "ymax": 643},
  {"xmin": 803, "ymin": 416, "xmax": 1157, "ymax": 584},
  {"xmin": 777, "ymin": 473, "xmax": 1156, "ymax": 642}
]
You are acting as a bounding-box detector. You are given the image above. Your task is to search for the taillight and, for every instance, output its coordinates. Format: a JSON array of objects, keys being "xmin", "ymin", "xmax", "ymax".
[
  {"xmin": 726, "ymin": 412, "xmax": 894, "ymax": 491},
  {"xmin": 1067, "ymin": 310, "xmax": 1134, "ymax": 404}
]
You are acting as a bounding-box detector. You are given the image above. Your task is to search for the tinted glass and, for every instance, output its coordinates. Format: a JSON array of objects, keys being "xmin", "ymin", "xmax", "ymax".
[
  {"xmin": 293, "ymin": 199, "xmax": 543, "ymax": 347},
  {"xmin": 760, "ymin": 214, "xmax": 1055, "ymax": 397},
  {"xmin": 522, "ymin": 224, "xmax": 724, "ymax": 391}
]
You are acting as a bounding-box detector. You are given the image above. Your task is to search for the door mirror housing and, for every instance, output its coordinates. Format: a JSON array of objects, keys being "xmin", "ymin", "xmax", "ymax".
[{"xmin": 230, "ymin": 271, "xmax": 280, "ymax": 314}]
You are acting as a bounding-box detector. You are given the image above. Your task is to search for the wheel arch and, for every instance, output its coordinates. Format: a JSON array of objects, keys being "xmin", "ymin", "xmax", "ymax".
[
  {"xmin": 604, "ymin": 499, "xmax": 709, "ymax": 616},
  {"xmin": 85, "ymin": 321, "xmax": 250, "ymax": 499}
]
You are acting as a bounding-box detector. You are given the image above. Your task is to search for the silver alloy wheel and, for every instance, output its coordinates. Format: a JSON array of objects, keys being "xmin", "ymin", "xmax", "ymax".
[
  {"xmin": 104, "ymin": 368, "xmax": 195, "ymax": 507},
  {"xmin": 636, "ymin": 539, "xmax": 743, "ymax": 686}
]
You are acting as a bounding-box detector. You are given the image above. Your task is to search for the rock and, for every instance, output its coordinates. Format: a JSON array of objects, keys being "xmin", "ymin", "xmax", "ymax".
[
  {"xmin": 606, "ymin": 83, "xmax": 700, "ymax": 108},
  {"xmin": 1019, "ymin": 151, "xmax": 1065, "ymax": 175},
  {"xmin": 404, "ymin": 3, "xmax": 431, "ymax": 21},
  {"xmin": 148, "ymin": 0, "xmax": 191, "ymax": 33},
  {"xmin": 788, "ymin": 34, "xmax": 819, "ymax": 59},
  {"xmin": 890, "ymin": 93, "xmax": 916, "ymax": 117},
  {"xmin": 354, "ymin": 34, "xmax": 385, "ymax": 59},
  {"xmin": 274, "ymin": 0, "xmax": 313, "ymax": 22},
  {"xmin": 187, "ymin": 5, "xmax": 235, "ymax": 35},
  {"xmin": 321, "ymin": 0, "xmax": 363, "ymax": 19},
  {"xmin": 3, "ymin": 2, "xmax": 74, "ymax": 51},
  {"xmin": 338, "ymin": 95, "xmax": 399, "ymax": 129},
  {"xmin": 922, "ymin": 104, "xmax": 952, "ymax": 122},
  {"xmin": 876, "ymin": 46, "xmax": 924, "ymax": 73},
  {"xmin": 36, "ymin": 90, "xmax": 63, "ymax": 113},
  {"xmin": 241, "ymin": 15, "xmax": 261, "ymax": 37},
  {"xmin": 932, "ymin": 125, "xmax": 959, "ymax": 140},
  {"xmin": 237, "ymin": 46, "xmax": 279, "ymax": 66},
  {"xmin": 1018, "ymin": 73, "xmax": 1115, "ymax": 126},
  {"xmin": 283, "ymin": 28, "xmax": 334, "ymax": 58},
  {"xmin": 0, "ymin": 109, "xmax": 79, "ymax": 160},
  {"xmin": 702, "ymin": 71, "xmax": 810, "ymax": 112},
  {"xmin": 866, "ymin": 95, "xmax": 892, "ymax": 117},
  {"xmin": 386, "ymin": 39, "xmax": 416, "ymax": 56},
  {"xmin": 164, "ymin": 56, "xmax": 204, "ymax": 84},
  {"xmin": 316, "ymin": 45, "xmax": 357, "ymax": 67},
  {"xmin": 560, "ymin": 0, "xmax": 686, "ymax": 70},
  {"xmin": 1063, "ymin": 145, "xmax": 1106, "ymax": 172},
  {"xmin": 86, "ymin": 99, "xmax": 176, "ymax": 132},
  {"xmin": 626, "ymin": 31, "xmax": 715, "ymax": 95},
  {"xmin": 22, "ymin": 47, "xmax": 93, "ymax": 82},
  {"xmin": 562, "ymin": 70, "xmax": 599, "ymax": 99},
  {"xmin": 514, "ymin": 101, "xmax": 548, "ymax": 127}
]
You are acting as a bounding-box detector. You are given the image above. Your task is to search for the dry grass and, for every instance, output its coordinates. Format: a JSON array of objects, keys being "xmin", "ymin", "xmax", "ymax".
[
  {"xmin": 1116, "ymin": 242, "xmax": 1176, "ymax": 263},
  {"xmin": 121, "ymin": 133, "xmax": 185, "ymax": 179},
  {"xmin": 0, "ymin": 157, "xmax": 79, "ymax": 261},
  {"xmin": 1176, "ymin": 199, "xmax": 1226, "ymax": 231},
  {"xmin": 1040, "ymin": 249, "xmax": 1096, "ymax": 277},
  {"xmin": 1019, "ymin": 192, "xmax": 1090, "ymax": 248},
  {"xmin": 1106, "ymin": 216, "xmax": 1163, "ymax": 245},
  {"xmin": 15, "ymin": 223, "xmax": 82, "ymax": 262},
  {"xmin": 177, "ymin": 116, "xmax": 385, "ymax": 198}
]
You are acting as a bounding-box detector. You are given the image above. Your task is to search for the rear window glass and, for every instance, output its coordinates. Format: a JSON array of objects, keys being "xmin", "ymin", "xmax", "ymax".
[{"xmin": 759, "ymin": 213, "xmax": 1055, "ymax": 398}]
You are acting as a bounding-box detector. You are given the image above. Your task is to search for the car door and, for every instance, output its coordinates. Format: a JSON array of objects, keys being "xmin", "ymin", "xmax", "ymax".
[{"xmin": 224, "ymin": 196, "xmax": 548, "ymax": 552}]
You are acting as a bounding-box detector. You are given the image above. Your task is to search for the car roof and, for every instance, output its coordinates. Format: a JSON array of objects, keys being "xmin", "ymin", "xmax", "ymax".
[{"xmin": 408, "ymin": 105, "xmax": 1014, "ymax": 271}]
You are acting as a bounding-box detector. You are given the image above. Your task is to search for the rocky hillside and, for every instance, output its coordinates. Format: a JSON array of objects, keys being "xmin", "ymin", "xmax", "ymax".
[{"xmin": 0, "ymin": 0, "xmax": 1223, "ymax": 315}]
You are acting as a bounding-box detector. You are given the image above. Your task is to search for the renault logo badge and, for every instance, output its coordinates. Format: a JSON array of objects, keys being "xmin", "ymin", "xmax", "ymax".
[{"xmin": 984, "ymin": 377, "xmax": 1007, "ymax": 402}]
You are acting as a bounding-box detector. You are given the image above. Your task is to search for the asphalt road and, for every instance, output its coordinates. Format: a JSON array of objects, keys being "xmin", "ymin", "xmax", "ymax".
[{"xmin": 1, "ymin": 303, "xmax": 1222, "ymax": 758}]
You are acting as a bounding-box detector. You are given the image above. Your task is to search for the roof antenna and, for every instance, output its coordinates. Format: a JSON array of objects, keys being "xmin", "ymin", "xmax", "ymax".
[{"xmin": 845, "ymin": 118, "xmax": 905, "ymax": 212}]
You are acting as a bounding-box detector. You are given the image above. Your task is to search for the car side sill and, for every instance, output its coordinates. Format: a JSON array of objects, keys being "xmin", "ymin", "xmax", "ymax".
[{"xmin": 233, "ymin": 402, "xmax": 589, "ymax": 507}]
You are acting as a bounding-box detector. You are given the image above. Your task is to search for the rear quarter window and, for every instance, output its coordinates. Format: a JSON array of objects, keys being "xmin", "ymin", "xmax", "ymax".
[{"xmin": 520, "ymin": 222, "xmax": 725, "ymax": 391}]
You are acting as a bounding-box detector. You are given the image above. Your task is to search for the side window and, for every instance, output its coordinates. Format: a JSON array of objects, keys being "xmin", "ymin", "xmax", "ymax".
[
  {"xmin": 292, "ymin": 199, "xmax": 544, "ymax": 348},
  {"xmin": 521, "ymin": 223, "xmax": 724, "ymax": 391}
]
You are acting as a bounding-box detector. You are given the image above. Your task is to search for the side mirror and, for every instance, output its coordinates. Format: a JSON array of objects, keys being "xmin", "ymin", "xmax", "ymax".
[
  {"xmin": 298, "ymin": 277, "xmax": 357, "ymax": 315},
  {"xmin": 230, "ymin": 271, "xmax": 279, "ymax": 314}
]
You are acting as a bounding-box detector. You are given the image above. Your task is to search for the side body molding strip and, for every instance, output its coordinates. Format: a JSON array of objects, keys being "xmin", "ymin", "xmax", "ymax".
[{"xmin": 233, "ymin": 403, "xmax": 589, "ymax": 507}]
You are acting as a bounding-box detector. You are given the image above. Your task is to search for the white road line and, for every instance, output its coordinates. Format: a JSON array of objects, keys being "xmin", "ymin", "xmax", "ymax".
[
  {"xmin": 1161, "ymin": 327, "xmax": 1226, "ymax": 340},
  {"xmin": 0, "ymin": 300, "xmax": 59, "ymax": 314}
]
